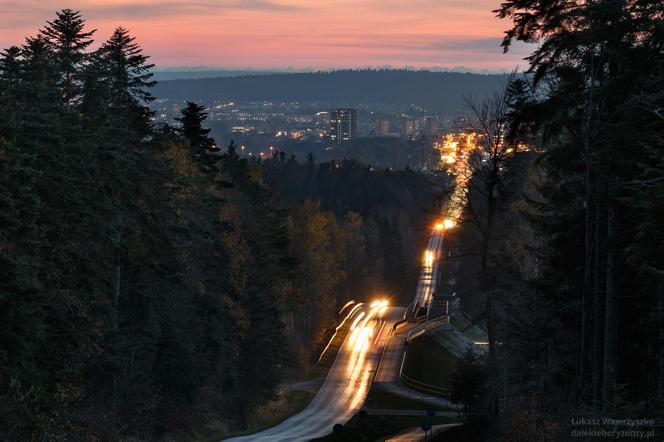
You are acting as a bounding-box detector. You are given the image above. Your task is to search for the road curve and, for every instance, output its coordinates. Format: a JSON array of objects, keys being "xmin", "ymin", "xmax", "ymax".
[{"xmin": 224, "ymin": 305, "xmax": 403, "ymax": 441}]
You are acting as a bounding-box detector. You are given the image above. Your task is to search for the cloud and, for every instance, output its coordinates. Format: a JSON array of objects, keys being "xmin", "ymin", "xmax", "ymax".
[
  {"xmin": 85, "ymin": 0, "xmax": 304, "ymax": 20},
  {"xmin": 0, "ymin": 0, "xmax": 303, "ymax": 26},
  {"xmin": 429, "ymin": 37, "xmax": 504, "ymax": 51},
  {"xmin": 311, "ymin": 35, "xmax": 529, "ymax": 55},
  {"xmin": 0, "ymin": 0, "xmax": 530, "ymax": 70}
]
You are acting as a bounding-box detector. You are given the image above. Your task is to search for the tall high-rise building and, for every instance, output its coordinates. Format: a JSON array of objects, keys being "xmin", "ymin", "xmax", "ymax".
[
  {"xmin": 424, "ymin": 117, "xmax": 440, "ymax": 136},
  {"xmin": 401, "ymin": 118, "xmax": 416, "ymax": 139},
  {"xmin": 375, "ymin": 119, "xmax": 389, "ymax": 136},
  {"xmin": 330, "ymin": 108, "xmax": 358, "ymax": 143}
]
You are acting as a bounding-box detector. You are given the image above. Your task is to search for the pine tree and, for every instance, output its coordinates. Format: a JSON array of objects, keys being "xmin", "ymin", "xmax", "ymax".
[
  {"xmin": 0, "ymin": 135, "xmax": 44, "ymax": 438},
  {"xmin": 0, "ymin": 46, "xmax": 22, "ymax": 140},
  {"xmin": 176, "ymin": 102, "xmax": 217, "ymax": 165},
  {"xmin": 497, "ymin": 0, "xmax": 664, "ymax": 413},
  {"xmin": 99, "ymin": 27, "xmax": 155, "ymax": 104},
  {"xmin": 40, "ymin": 9, "xmax": 95, "ymax": 102},
  {"xmin": 450, "ymin": 348, "xmax": 487, "ymax": 422}
]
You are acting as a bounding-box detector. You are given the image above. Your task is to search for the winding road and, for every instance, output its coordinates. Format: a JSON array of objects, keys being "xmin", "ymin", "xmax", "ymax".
[
  {"xmin": 224, "ymin": 304, "xmax": 402, "ymax": 441},
  {"xmin": 225, "ymin": 228, "xmax": 450, "ymax": 441}
]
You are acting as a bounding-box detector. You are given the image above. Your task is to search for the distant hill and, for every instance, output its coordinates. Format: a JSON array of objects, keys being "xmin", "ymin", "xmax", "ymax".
[
  {"xmin": 152, "ymin": 70, "xmax": 510, "ymax": 116},
  {"xmin": 151, "ymin": 69, "xmax": 282, "ymax": 81}
]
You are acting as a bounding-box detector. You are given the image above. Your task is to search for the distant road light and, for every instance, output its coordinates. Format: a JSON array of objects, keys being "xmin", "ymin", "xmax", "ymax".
[
  {"xmin": 370, "ymin": 299, "xmax": 388, "ymax": 308},
  {"xmin": 434, "ymin": 218, "xmax": 456, "ymax": 231}
]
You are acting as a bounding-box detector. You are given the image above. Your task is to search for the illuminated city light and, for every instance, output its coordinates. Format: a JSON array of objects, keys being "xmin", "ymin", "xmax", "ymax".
[
  {"xmin": 433, "ymin": 132, "xmax": 479, "ymax": 222},
  {"xmin": 434, "ymin": 132, "xmax": 525, "ymax": 231}
]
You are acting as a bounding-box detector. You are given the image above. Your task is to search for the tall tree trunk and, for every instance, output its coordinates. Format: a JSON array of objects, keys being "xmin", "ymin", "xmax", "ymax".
[
  {"xmin": 113, "ymin": 264, "xmax": 121, "ymax": 329},
  {"xmin": 581, "ymin": 49, "xmax": 597, "ymax": 402},
  {"xmin": 602, "ymin": 204, "xmax": 617, "ymax": 411},
  {"xmin": 486, "ymin": 285, "xmax": 499, "ymax": 417},
  {"xmin": 658, "ymin": 283, "xmax": 664, "ymax": 408},
  {"xmin": 592, "ymin": 203, "xmax": 603, "ymax": 409},
  {"xmin": 580, "ymin": 143, "xmax": 591, "ymax": 401},
  {"xmin": 483, "ymin": 184, "xmax": 499, "ymax": 417},
  {"xmin": 112, "ymin": 264, "xmax": 121, "ymax": 427}
]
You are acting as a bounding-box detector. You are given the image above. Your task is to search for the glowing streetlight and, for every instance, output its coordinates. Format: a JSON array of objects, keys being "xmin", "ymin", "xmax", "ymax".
[{"xmin": 434, "ymin": 218, "xmax": 456, "ymax": 231}]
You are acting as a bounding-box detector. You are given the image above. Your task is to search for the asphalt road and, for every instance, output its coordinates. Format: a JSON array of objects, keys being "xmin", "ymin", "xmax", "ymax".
[
  {"xmin": 374, "ymin": 229, "xmax": 460, "ymax": 410},
  {"xmin": 224, "ymin": 305, "xmax": 402, "ymax": 441},
  {"xmin": 225, "ymin": 230, "xmax": 449, "ymax": 441},
  {"xmin": 413, "ymin": 231, "xmax": 443, "ymax": 308}
]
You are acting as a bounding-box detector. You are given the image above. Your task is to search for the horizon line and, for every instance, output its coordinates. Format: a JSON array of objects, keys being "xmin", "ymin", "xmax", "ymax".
[{"xmin": 152, "ymin": 65, "xmax": 518, "ymax": 75}]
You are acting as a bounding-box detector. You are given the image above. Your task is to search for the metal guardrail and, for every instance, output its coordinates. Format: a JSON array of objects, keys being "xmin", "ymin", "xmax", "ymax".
[
  {"xmin": 400, "ymin": 373, "xmax": 450, "ymax": 398},
  {"xmin": 406, "ymin": 315, "xmax": 450, "ymax": 342},
  {"xmin": 453, "ymin": 311, "xmax": 487, "ymax": 334},
  {"xmin": 392, "ymin": 318, "xmax": 408, "ymax": 332}
]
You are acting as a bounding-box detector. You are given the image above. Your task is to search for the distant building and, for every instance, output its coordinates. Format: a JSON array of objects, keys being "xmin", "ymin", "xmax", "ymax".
[
  {"xmin": 401, "ymin": 118, "xmax": 416, "ymax": 139},
  {"xmin": 330, "ymin": 108, "xmax": 358, "ymax": 143},
  {"xmin": 375, "ymin": 119, "xmax": 389, "ymax": 136},
  {"xmin": 424, "ymin": 117, "xmax": 440, "ymax": 136}
]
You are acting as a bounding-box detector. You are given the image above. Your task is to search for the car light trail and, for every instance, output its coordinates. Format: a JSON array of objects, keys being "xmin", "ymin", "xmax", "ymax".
[
  {"xmin": 350, "ymin": 311, "xmax": 366, "ymax": 330},
  {"xmin": 338, "ymin": 300, "xmax": 356, "ymax": 315},
  {"xmin": 318, "ymin": 302, "xmax": 364, "ymax": 363}
]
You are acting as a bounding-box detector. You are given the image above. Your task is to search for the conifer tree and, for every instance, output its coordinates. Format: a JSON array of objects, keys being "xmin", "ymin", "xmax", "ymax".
[
  {"xmin": 176, "ymin": 101, "xmax": 217, "ymax": 166},
  {"xmin": 497, "ymin": 0, "xmax": 664, "ymax": 413},
  {"xmin": 40, "ymin": 9, "xmax": 95, "ymax": 102},
  {"xmin": 82, "ymin": 27, "xmax": 155, "ymax": 140},
  {"xmin": 98, "ymin": 27, "xmax": 156, "ymax": 104},
  {"xmin": 450, "ymin": 348, "xmax": 487, "ymax": 422},
  {"xmin": 0, "ymin": 47, "xmax": 21, "ymax": 140}
]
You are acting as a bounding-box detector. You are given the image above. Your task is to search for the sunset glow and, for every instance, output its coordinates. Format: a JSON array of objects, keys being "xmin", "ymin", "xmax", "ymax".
[{"xmin": 0, "ymin": 0, "xmax": 531, "ymax": 70}]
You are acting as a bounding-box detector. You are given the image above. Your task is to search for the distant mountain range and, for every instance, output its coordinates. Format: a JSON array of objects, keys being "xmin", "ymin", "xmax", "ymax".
[{"xmin": 152, "ymin": 70, "xmax": 510, "ymax": 116}]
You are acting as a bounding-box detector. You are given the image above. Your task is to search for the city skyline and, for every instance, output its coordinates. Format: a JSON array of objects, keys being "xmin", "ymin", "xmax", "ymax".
[{"xmin": 1, "ymin": 0, "xmax": 534, "ymax": 71}]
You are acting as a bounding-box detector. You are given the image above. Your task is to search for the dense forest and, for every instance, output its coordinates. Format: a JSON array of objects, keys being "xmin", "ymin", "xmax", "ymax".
[
  {"xmin": 442, "ymin": 1, "xmax": 664, "ymax": 439},
  {"xmin": 262, "ymin": 156, "xmax": 442, "ymax": 301},
  {"xmin": 0, "ymin": 10, "xmax": 437, "ymax": 440},
  {"xmin": 152, "ymin": 70, "xmax": 509, "ymax": 116},
  {"xmin": 3, "ymin": 1, "xmax": 664, "ymax": 441}
]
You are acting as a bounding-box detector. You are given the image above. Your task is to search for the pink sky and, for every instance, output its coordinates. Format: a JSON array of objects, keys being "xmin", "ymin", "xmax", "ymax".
[{"xmin": 0, "ymin": 0, "xmax": 532, "ymax": 70}]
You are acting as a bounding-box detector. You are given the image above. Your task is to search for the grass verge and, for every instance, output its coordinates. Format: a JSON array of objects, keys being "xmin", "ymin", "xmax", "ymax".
[
  {"xmin": 402, "ymin": 334, "xmax": 458, "ymax": 393},
  {"xmin": 365, "ymin": 388, "xmax": 454, "ymax": 411}
]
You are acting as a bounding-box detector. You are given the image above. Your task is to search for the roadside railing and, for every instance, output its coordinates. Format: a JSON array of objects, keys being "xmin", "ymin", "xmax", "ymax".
[
  {"xmin": 400, "ymin": 372, "xmax": 450, "ymax": 398},
  {"xmin": 406, "ymin": 315, "xmax": 450, "ymax": 343}
]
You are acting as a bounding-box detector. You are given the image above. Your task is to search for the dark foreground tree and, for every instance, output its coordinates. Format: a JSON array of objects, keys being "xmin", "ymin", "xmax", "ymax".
[
  {"xmin": 40, "ymin": 8, "xmax": 95, "ymax": 102},
  {"xmin": 450, "ymin": 348, "xmax": 487, "ymax": 422},
  {"xmin": 497, "ymin": 0, "xmax": 664, "ymax": 415},
  {"xmin": 456, "ymin": 77, "xmax": 523, "ymax": 416}
]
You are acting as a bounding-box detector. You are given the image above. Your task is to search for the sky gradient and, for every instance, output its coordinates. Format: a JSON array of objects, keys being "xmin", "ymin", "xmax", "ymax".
[{"xmin": 0, "ymin": 0, "xmax": 533, "ymax": 71}]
